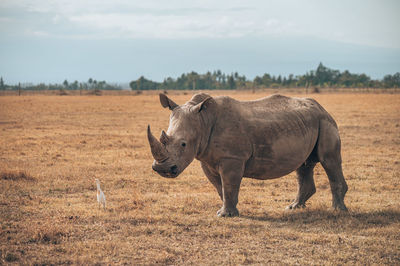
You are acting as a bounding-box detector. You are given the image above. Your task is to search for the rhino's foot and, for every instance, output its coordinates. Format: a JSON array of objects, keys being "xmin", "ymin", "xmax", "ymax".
[
  {"xmin": 217, "ymin": 207, "xmax": 239, "ymax": 217},
  {"xmin": 332, "ymin": 201, "xmax": 348, "ymax": 212},
  {"xmin": 285, "ymin": 202, "xmax": 306, "ymax": 210}
]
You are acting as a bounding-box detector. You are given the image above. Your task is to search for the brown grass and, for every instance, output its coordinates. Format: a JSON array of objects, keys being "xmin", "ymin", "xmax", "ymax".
[
  {"xmin": 0, "ymin": 91, "xmax": 399, "ymax": 264},
  {"xmin": 0, "ymin": 170, "xmax": 36, "ymax": 181}
]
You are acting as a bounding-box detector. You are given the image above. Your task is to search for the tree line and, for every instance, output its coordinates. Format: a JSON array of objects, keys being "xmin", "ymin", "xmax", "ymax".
[
  {"xmin": 1, "ymin": 63, "xmax": 399, "ymax": 91},
  {"xmin": 0, "ymin": 78, "xmax": 121, "ymax": 91},
  {"xmin": 129, "ymin": 63, "xmax": 400, "ymax": 90},
  {"xmin": 130, "ymin": 70, "xmax": 246, "ymax": 91}
]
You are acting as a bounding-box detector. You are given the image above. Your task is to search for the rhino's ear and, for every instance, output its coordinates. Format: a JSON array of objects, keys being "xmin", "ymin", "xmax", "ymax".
[
  {"xmin": 193, "ymin": 97, "xmax": 214, "ymax": 113},
  {"xmin": 159, "ymin": 93, "xmax": 178, "ymax": 110}
]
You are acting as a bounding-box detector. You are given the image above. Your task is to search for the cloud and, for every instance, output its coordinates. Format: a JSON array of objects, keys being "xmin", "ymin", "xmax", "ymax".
[
  {"xmin": 0, "ymin": 0, "xmax": 399, "ymax": 48},
  {"xmin": 52, "ymin": 14, "xmax": 61, "ymax": 24},
  {"xmin": 29, "ymin": 30, "xmax": 50, "ymax": 37},
  {"xmin": 1, "ymin": 0, "xmax": 298, "ymax": 39},
  {"xmin": 67, "ymin": 10, "xmax": 296, "ymax": 39}
]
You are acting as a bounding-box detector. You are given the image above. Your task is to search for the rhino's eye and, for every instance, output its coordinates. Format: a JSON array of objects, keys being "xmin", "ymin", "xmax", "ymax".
[{"xmin": 181, "ymin": 142, "xmax": 186, "ymax": 147}]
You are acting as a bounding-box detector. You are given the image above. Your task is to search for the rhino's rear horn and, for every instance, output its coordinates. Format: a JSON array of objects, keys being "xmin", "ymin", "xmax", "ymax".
[
  {"xmin": 160, "ymin": 130, "xmax": 169, "ymax": 144},
  {"xmin": 147, "ymin": 125, "xmax": 168, "ymax": 162}
]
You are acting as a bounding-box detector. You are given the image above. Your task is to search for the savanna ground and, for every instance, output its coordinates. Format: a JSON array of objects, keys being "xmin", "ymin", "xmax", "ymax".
[{"xmin": 0, "ymin": 90, "xmax": 399, "ymax": 264}]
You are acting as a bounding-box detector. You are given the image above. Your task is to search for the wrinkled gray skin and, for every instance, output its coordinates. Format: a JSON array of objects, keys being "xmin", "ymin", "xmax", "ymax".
[{"xmin": 148, "ymin": 93, "xmax": 348, "ymax": 217}]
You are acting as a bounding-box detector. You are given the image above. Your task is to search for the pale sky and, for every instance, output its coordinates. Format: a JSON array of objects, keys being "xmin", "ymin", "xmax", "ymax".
[{"xmin": 0, "ymin": 0, "xmax": 399, "ymax": 84}]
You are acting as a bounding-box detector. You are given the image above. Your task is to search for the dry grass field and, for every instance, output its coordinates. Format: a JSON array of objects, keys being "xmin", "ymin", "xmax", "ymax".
[{"xmin": 0, "ymin": 91, "xmax": 399, "ymax": 264}]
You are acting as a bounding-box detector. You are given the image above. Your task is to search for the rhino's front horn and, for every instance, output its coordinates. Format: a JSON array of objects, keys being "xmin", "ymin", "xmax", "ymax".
[{"xmin": 147, "ymin": 125, "xmax": 168, "ymax": 162}]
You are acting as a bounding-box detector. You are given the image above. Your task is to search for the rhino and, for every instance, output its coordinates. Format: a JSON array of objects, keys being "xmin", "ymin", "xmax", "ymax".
[{"xmin": 147, "ymin": 93, "xmax": 348, "ymax": 217}]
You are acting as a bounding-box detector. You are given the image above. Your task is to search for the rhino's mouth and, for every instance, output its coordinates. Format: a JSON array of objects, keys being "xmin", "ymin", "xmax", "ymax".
[{"xmin": 152, "ymin": 163, "xmax": 179, "ymax": 178}]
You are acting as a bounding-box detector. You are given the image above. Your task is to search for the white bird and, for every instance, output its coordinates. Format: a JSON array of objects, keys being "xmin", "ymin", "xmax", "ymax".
[{"xmin": 95, "ymin": 178, "xmax": 106, "ymax": 210}]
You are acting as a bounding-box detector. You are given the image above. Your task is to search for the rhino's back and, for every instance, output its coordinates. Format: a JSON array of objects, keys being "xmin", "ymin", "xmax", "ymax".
[
  {"xmin": 242, "ymin": 94, "xmax": 324, "ymax": 118},
  {"xmin": 212, "ymin": 94, "xmax": 329, "ymax": 179},
  {"xmin": 214, "ymin": 94, "xmax": 329, "ymax": 126}
]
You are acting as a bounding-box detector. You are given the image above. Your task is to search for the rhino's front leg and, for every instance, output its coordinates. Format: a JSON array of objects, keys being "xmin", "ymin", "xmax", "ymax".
[
  {"xmin": 201, "ymin": 162, "xmax": 223, "ymax": 201},
  {"xmin": 217, "ymin": 159, "xmax": 244, "ymax": 217}
]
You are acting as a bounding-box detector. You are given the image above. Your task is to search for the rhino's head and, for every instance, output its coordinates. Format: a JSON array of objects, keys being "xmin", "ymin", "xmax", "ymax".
[{"xmin": 148, "ymin": 93, "xmax": 215, "ymax": 178}]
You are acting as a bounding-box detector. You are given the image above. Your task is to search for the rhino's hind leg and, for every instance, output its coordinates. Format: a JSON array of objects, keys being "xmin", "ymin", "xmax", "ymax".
[
  {"xmin": 321, "ymin": 161, "xmax": 348, "ymax": 211},
  {"xmin": 318, "ymin": 121, "xmax": 348, "ymax": 211},
  {"xmin": 286, "ymin": 161, "xmax": 317, "ymax": 210}
]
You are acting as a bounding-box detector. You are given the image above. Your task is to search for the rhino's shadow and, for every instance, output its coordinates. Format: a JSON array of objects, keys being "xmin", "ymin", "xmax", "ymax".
[{"xmin": 240, "ymin": 209, "xmax": 400, "ymax": 231}]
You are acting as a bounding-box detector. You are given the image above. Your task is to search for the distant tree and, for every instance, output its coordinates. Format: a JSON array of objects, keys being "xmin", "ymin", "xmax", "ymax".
[
  {"xmin": 277, "ymin": 75, "xmax": 282, "ymax": 85},
  {"xmin": 0, "ymin": 77, "xmax": 4, "ymax": 90},
  {"xmin": 356, "ymin": 74, "xmax": 370, "ymax": 88},
  {"xmin": 394, "ymin": 73, "xmax": 400, "ymax": 88},
  {"xmin": 71, "ymin": 80, "xmax": 79, "ymax": 90},
  {"xmin": 338, "ymin": 70, "xmax": 353, "ymax": 87},
  {"xmin": 261, "ymin": 73, "xmax": 272, "ymax": 87},
  {"xmin": 383, "ymin": 73, "xmax": 400, "ymax": 88},
  {"xmin": 216, "ymin": 70, "xmax": 222, "ymax": 83},
  {"xmin": 228, "ymin": 75, "xmax": 236, "ymax": 89},
  {"xmin": 304, "ymin": 71, "xmax": 315, "ymax": 87},
  {"xmin": 288, "ymin": 74, "xmax": 294, "ymax": 87},
  {"xmin": 282, "ymin": 77, "xmax": 287, "ymax": 87},
  {"xmin": 35, "ymin": 83, "xmax": 48, "ymax": 90},
  {"xmin": 254, "ymin": 76, "xmax": 263, "ymax": 86},
  {"xmin": 63, "ymin": 79, "xmax": 69, "ymax": 89},
  {"xmin": 315, "ymin": 63, "xmax": 328, "ymax": 85},
  {"xmin": 98, "ymin": 81, "xmax": 107, "ymax": 90},
  {"xmin": 187, "ymin": 72, "xmax": 199, "ymax": 90},
  {"xmin": 130, "ymin": 76, "xmax": 159, "ymax": 90}
]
